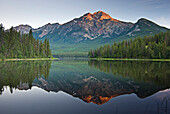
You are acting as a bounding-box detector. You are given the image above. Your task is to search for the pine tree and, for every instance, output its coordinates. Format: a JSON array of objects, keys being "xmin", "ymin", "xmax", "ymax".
[
  {"xmin": 36, "ymin": 39, "xmax": 39, "ymax": 57},
  {"xmin": 46, "ymin": 39, "xmax": 52, "ymax": 58},
  {"xmin": 39, "ymin": 40, "xmax": 44, "ymax": 57}
]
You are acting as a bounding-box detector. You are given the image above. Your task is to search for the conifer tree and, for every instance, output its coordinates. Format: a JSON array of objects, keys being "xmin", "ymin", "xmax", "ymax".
[{"xmin": 0, "ymin": 24, "xmax": 53, "ymax": 59}]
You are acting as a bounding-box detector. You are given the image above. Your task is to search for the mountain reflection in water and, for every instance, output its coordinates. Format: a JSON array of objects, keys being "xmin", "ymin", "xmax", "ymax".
[{"xmin": 0, "ymin": 60, "xmax": 169, "ymax": 107}]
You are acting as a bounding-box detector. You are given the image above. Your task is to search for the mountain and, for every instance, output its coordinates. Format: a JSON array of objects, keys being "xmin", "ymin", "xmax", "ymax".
[
  {"xmin": 33, "ymin": 23, "xmax": 60, "ymax": 39},
  {"xmin": 14, "ymin": 24, "xmax": 32, "ymax": 34},
  {"xmin": 126, "ymin": 18, "xmax": 168, "ymax": 37},
  {"xmin": 13, "ymin": 11, "xmax": 168, "ymax": 42},
  {"xmin": 13, "ymin": 11, "xmax": 169, "ymax": 55},
  {"xmin": 54, "ymin": 11, "xmax": 133, "ymax": 43}
]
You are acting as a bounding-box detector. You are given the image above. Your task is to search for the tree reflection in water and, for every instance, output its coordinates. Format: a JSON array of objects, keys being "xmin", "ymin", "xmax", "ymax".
[
  {"xmin": 0, "ymin": 61, "xmax": 52, "ymax": 94},
  {"xmin": 0, "ymin": 60, "xmax": 169, "ymax": 106}
]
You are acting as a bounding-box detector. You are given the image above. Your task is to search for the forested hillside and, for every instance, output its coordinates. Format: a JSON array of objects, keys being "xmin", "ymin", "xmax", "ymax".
[
  {"xmin": 0, "ymin": 24, "xmax": 52, "ymax": 59},
  {"xmin": 88, "ymin": 31, "xmax": 170, "ymax": 59}
]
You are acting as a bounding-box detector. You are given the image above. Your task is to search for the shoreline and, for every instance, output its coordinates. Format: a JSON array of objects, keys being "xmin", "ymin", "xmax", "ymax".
[
  {"xmin": 0, "ymin": 58, "xmax": 58, "ymax": 61},
  {"xmin": 90, "ymin": 58, "xmax": 170, "ymax": 62},
  {"xmin": 1, "ymin": 57, "xmax": 170, "ymax": 62}
]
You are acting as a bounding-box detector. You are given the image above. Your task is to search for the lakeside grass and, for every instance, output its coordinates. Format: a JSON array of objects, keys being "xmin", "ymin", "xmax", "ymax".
[
  {"xmin": 90, "ymin": 58, "xmax": 170, "ymax": 62},
  {"xmin": 0, "ymin": 58, "xmax": 58, "ymax": 61}
]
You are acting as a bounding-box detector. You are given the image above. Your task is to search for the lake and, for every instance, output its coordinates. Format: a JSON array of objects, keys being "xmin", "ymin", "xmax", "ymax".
[{"xmin": 0, "ymin": 60, "xmax": 169, "ymax": 114}]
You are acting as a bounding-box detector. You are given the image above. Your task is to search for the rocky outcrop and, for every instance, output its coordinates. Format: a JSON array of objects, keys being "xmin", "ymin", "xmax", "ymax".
[{"xmin": 33, "ymin": 23, "xmax": 60, "ymax": 38}]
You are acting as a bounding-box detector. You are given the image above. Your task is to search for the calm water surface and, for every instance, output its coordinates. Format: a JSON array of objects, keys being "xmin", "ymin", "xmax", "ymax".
[{"xmin": 0, "ymin": 60, "xmax": 169, "ymax": 114}]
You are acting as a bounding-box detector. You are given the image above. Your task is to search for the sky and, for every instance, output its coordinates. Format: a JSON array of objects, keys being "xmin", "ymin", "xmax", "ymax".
[{"xmin": 0, "ymin": 0, "xmax": 170, "ymax": 29}]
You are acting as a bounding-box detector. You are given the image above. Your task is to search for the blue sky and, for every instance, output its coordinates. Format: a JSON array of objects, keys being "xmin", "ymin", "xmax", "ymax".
[{"xmin": 1, "ymin": 0, "xmax": 170, "ymax": 29}]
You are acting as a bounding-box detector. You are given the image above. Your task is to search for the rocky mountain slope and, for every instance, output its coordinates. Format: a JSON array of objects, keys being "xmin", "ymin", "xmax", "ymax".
[
  {"xmin": 33, "ymin": 23, "xmax": 60, "ymax": 39},
  {"xmin": 14, "ymin": 24, "xmax": 32, "ymax": 34},
  {"xmin": 126, "ymin": 18, "xmax": 168, "ymax": 37},
  {"xmin": 55, "ymin": 11, "xmax": 134, "ymax": 43},
  {"xmin": 13, "ymin": 11, "xmax": 168, "ymax": 43}
]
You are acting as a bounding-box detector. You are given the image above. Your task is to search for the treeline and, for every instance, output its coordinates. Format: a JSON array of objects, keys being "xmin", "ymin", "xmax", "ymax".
[
  {"xmin": 88, "ymin": 31, "xmax": 170, "ymax": 59},
  {"xmin": 0, "ymin": 24, "xmax": 52, "ymax": 59}
]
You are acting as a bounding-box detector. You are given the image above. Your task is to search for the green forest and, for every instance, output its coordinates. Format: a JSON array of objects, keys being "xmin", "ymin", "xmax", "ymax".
[
  {"xmin": 0, "ymin": 24, "xmax": 52, "ymax": 59},
  {"xmin": 88, "ymin": 31, "xmax": 170, "ymax": 59}
]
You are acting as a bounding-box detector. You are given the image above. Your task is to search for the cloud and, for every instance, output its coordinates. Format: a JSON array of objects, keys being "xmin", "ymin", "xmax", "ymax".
[{"xmin": 155, "ymin": 17, "xmax": 170, "ymax": 29}]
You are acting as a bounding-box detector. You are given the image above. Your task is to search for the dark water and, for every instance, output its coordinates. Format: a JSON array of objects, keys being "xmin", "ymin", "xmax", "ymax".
[{"xmin": 0, "ymin": 60, "xmax": 170, "ymax": 114}]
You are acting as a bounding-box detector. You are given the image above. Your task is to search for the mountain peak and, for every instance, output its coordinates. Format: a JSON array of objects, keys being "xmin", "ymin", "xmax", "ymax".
[
  {"xmin": 83, "ymin": 12, "xmax": 93, "ymax": 20},
  {"xmin": 136, "ymin": 18, "xmax": 157, "ymax": 24},
  {"xmin": 136, "ymin": 18, "xmax": 158, "ymax": 26},
  {"xmin": 93, "ymin": 11, "xmax": 119, "ymax": 22},
  {"xmin": 82, "ymin": 11, "xmax": 119, "ymax": 22},
  {"xmin": 137, "ymin": 18, "xmax": 149, "ymax": 22},
  {"xmin": 14, "ymin": 24, "xmax": 32, "ymax": 34},
  {"xmin": 93, "ymin": 11, "xmax": 107, "ymax": 15},
  {"xmin": 17, "ymin": 24, "xmax": 32, "ymax": 28}
]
